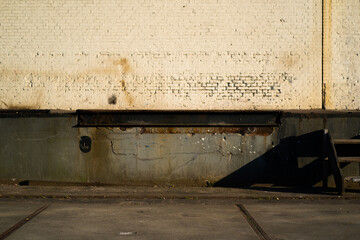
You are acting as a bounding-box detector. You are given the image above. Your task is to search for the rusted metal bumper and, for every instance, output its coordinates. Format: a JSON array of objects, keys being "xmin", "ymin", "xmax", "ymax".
[{"xmin": 75, "ymin": 110, "xmax": 282, "ymax": 127}]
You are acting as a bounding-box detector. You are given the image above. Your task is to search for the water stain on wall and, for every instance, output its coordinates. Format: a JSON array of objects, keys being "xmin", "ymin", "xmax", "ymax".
[
  {"xmin": 280, "ymin": 52, "xmax": 300, "ymax": 68},
  {"xmin": 76, "ymin": 57, "xmax": 132, "ymax": 77},
  {"xmin": 3, "ymin": 104, "xmax": 39, "ymax": 110},
  {"xmin": 0, "ymin": 56, "xmax": 137, "ymax": 109},
  {"xmin": 1, "ymin": 87, "xmax": 44, "ymax": 110},
  {"xmin": 113, "ymin": 58, "xmax": 131, "ymax": 74}
]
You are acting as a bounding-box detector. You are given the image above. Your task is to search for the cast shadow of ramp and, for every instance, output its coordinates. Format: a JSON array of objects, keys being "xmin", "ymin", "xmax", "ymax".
[{"xmin": 214, "ymin": 130, "xmax": 327, "ymax": 191}]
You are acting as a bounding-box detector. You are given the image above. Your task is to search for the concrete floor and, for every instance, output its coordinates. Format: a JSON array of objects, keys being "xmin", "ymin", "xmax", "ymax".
[{"xmin": 1, "ymin": 198, "xmax": 360, "ymax": 240}]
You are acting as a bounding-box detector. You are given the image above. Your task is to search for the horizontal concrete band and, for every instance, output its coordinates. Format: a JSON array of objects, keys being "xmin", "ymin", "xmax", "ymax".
[{"xmin": 0, "ymin": 111, "xmax": 359, "ymax": 186}]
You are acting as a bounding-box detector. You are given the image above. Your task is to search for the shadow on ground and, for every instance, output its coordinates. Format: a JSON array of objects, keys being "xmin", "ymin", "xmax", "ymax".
[{"xmin": 214, "ymin": 130, "xmax": 354, "ymax": 195}]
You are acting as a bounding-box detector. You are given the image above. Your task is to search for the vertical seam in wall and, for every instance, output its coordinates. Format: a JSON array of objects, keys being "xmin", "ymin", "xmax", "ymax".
[
  {"xmin": 322, "ymin": 0, "xmax": 325, "ymax": 109},
  {"xmin": 322, "ymin": 0, "xmax": 332, "ymax": 109}
]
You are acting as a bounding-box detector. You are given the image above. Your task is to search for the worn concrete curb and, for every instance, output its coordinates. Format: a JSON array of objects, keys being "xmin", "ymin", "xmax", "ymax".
[{"xmin": 1, "ymin": 184, "xmax": 360, "ymax": 200}]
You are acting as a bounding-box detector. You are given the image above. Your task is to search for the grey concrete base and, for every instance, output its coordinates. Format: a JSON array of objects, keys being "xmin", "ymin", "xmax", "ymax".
[
  {"xmin": 1, "ymin": 199, "xmax": 360, "ymax": 240},
  {"xmin": 2, "ymin": 201, "xmax": 257, "ymax": 240},
  {"xmin": 244, "ymin": 200, "xmax": 360, "ymax": 240},
  {"xmin": 0, "ymin": 202, "xmax": 44, "ymax": 234}
]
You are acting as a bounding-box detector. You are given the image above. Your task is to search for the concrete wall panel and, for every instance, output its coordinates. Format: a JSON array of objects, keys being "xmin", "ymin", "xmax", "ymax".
[
  {"xmin": 1, "ymin": 113, "xmax": 359, "ymax": 186},
  {"xmin": 0, "ymin": 117, "xmax": 276, "ymax": 185}
]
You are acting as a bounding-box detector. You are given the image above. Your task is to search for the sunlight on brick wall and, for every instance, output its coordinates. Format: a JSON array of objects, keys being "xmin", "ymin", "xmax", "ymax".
[{"xmin": 0, "ymin": 0, "xmax": 322, "ymax": 110}]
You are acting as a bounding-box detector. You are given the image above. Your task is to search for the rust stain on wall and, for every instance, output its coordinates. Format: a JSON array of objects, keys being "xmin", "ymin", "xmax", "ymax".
[
  {"xmin": 4, "ymin": 104, "xmax": 39, "ymax": 110},
  {"xmin": 84, "ymin": 128, "xmax": 112, "ymax": 183},
  {"xmin": 120, "ymin": 80, "xmax": 134, "ymax": 106},
  {"xmin": 76, "ymin": 57, "xmax": 132, "ymax": 77},
  {"xmin": 121, "ymin": 80, "xmax": 126, "ymax": 89},
  {"xmin": 0, "ymin": 60, "xmax": 137, "ymax": 109},
  {"xmin": 113, "ymin": 58, "xmax": 131, "ymax": 74},
  {"xmin": 84, "ymin": 66, "xmax": 119, "ymax": 76}
]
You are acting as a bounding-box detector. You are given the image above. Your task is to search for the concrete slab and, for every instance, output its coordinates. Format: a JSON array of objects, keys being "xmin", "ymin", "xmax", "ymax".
[
  {"xmin": 0, "ymin": 202, "xmax": 44, "ymax": 234},
  {"xmin": 244, "ymin": 200, "xmax": 360, "ymax": 240},
  {"xmin": 5, "ymin": 201, "xmax": 258, "ymax": 240},
  {"xmin": 2, "ymin": 198, "xmax": 360, "ymax": 240}
]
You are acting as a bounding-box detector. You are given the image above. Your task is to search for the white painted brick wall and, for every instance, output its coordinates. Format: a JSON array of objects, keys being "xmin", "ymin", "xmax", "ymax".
[
  {"xmin": 0, "ymin": 0, "xmax": 322, "ymax": 110},
  {"xmin": 324, "ymin": 0, "xmax": 360, "ymax": 110}
]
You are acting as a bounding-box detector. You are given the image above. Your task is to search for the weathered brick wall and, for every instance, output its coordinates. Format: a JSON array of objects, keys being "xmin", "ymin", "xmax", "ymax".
[
  {"xmin": 0, "ymin": 0, "xmax": 322, "ymax": 110},
  {"xmin": 324, "ymin": 0, "xmax": 360, "ymax": 110}
]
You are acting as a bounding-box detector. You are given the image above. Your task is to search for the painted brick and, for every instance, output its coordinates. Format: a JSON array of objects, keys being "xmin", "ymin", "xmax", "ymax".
[
  {"xmin": 0, "ymin": 0, "xmax": 322, "ymax": 110},
  {"xmin": 324, "ymin": 0, "xmax": 360, "ymax": 110}
]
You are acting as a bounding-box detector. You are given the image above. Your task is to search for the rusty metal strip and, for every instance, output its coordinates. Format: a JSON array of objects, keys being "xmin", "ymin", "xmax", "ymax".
[
  {"xmin": 76, "ymin": 110, "xmax": 281, "ymax": 127},
  {"xmin": 0, "ymin": 204, "xmax": 50, "ymax": 240},
  {"xmin": 0, "ymin": 110, "xmax": 75, "ymax": 118},
  {"xmin": 237, "ymin": 204, "xmax": 271, "ymax": 240},
  {"xmin": 139, "ymin": 127, "xmax": 274, "ymax": 135}
]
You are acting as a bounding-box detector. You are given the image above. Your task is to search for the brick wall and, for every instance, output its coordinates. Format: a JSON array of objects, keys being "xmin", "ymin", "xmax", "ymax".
[
  {"xmin": 1, "ymin": 0, "xmax": 323, "ymax": 110},
  {"xmin": 324, "ymin": 0, "xmax": 360, "ymax": 110}
]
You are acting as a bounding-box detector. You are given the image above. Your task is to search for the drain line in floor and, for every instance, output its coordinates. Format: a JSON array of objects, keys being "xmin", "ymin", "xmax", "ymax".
[
  {"xmin": 0, "ymin": 204, "xmax": 50, "ymax": 240},
  {"xmin": 237, "ymin": 203, "xmax": 272, "ymax": 240}
]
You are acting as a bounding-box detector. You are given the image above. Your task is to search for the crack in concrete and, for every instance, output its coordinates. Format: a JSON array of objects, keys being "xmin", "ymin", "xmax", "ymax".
[{"xmin": 15, "ymin": 133, "xmax": 67, "ymax": 141}]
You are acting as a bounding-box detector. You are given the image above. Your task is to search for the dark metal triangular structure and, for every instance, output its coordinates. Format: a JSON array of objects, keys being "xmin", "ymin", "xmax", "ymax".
[{"xmin": 323, "ymin": 129, "xmax": 360, "ymax": 195}]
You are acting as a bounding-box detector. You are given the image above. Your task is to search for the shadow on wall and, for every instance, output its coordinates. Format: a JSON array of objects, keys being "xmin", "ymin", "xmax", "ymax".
[{"xmin": 214, "ymin": 130, "xmax": 328, "ymax": 191}]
